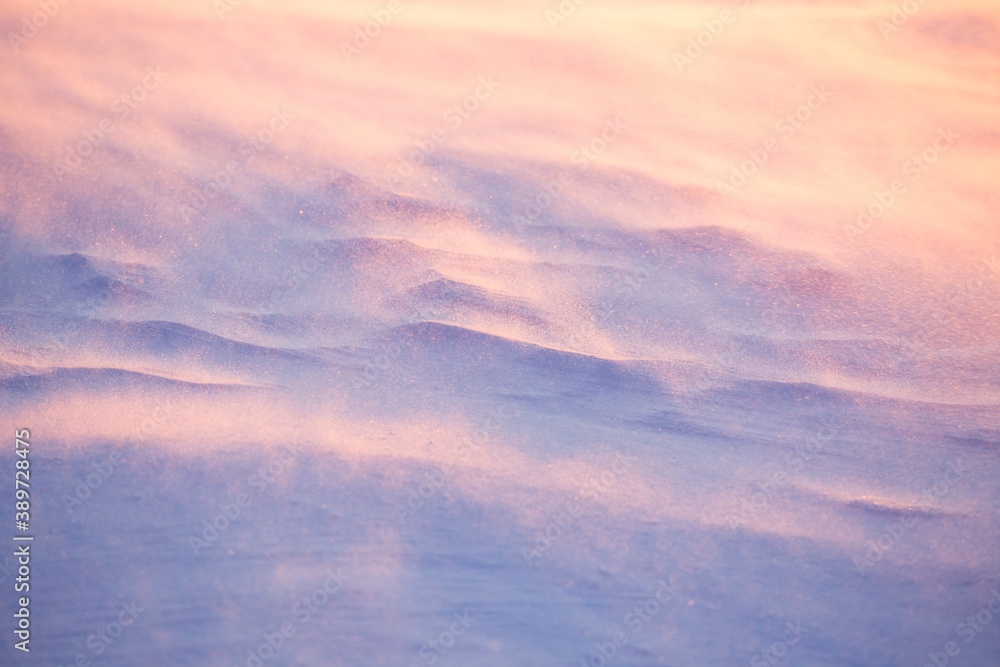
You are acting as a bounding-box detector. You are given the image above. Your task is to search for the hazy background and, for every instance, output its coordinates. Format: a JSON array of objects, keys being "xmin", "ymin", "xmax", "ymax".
[{"xmin": 1, "ymin": 0, "xmax": 998, "ymax": 665}]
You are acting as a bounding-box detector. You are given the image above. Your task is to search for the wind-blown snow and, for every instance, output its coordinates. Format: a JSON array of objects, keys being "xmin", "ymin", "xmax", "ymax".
[{"xmin": 1, "ymin": 0, "xmax": 998, "ymax": 665}]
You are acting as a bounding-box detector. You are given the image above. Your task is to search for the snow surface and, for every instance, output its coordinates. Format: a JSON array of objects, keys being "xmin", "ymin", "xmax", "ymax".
[{"xmin": 1, "ymin": 0, "xmax": 999, "ymax": 665}]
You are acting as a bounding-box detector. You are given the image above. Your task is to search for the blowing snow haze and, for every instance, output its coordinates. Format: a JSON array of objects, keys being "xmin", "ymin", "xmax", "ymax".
[{"xmin": 0, "ymin": 0, "xmax": 999, "ymax": 665}]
